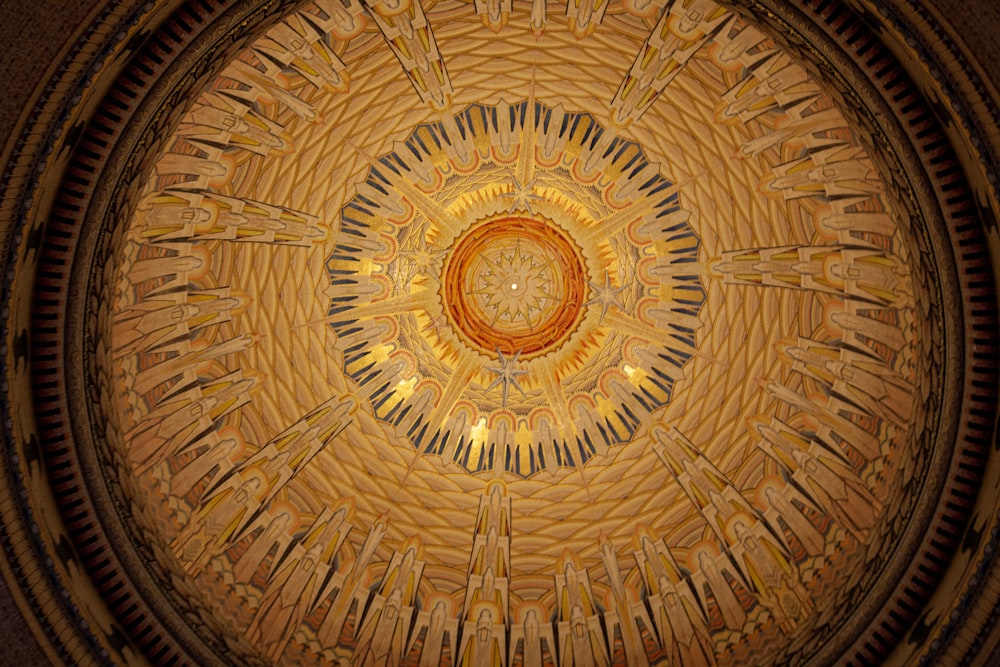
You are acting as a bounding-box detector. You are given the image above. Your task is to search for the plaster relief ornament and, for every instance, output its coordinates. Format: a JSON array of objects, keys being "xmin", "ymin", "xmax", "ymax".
[
  {"xmin": 90, "ymin": 0, "xmax": 942, "ymax": 664},
  {"xmin": 325, "ymin": 102, "xmax": 705, "ymax": 475}
]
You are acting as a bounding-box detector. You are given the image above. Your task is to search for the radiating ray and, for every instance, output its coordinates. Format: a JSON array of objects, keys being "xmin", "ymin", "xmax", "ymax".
[
  {"xmin": 537, "ymin": 366, "xmax": 575, "ymax": 441},
  {"xmin": 362, "ymin": 0, "xmax": 453, "ymax": 108},
  {"xmin": 605, "ymin": 310, "xmax": 700, "ymax": 357},
  {"xmin": 350, "ymin": 140, "xmax": 465, "ymax": 238},
  {"xmin": 297, "ymin": 290, "xmax": 437, "ymax": 328},
  {"xmin": 515, "ymin": 73, "xmax": 537, "ymax": 187},
  {"xmin": 424, "ymin": 355, "xmax": 479, "ymax": 431},
  {"xmin": 764, "ymin": 380, "xmax": 881, "ymax": 459},
  {"xmin": 578, "ymin": 176, "xmax": 696, "ymax": 246},
  {"xmin": 611, "ymin": 3, "xmax": 732, "ymax": 123}
]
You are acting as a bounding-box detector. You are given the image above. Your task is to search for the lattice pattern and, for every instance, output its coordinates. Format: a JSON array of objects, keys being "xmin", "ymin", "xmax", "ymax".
[{"xmin": 101, "ymin": 1, "xmax": 933, "ymax": 665}]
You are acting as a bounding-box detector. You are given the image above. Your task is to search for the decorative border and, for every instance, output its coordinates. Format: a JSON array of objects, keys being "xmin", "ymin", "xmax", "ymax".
[
  {"xmin": 851, "ymin": 1, "xmax": 1000, "ymax": 663},
  {"xmin": 1, "ymin": 0, "xmax": 306, "ymax": 664},
  {"xmin": 746, "ymin": 1, "xmax": 1000, "ymax": 664},
  {"xmin": 868, "ymin": 0, "xmax": 1000, "ymax": 211},
  {"xmin": 0, "ymin": 1, "xmax": 173, "ymax": 663}
]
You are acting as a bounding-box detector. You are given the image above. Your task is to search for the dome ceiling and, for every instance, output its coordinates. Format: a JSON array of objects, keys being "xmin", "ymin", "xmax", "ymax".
[
  {"xmin": 104, "ymin": 0, "xmax": 935, "ymax": 662},
  {"xmin": 2, "ymin": 0, "xmax": 999, "ymax": 666}
]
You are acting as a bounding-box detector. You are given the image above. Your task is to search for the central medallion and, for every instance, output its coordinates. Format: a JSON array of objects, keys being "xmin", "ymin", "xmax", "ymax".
[
  {"xmin": 443, "ymin": 215, "xmax": 586, "ymax": 357},
  {"xmin": 324, "ymin": 100, "xmax": 706, "ymax": 475}
]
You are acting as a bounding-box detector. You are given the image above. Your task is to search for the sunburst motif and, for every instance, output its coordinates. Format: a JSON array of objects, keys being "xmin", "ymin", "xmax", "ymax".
[
  {"xmin": 398, "ymin": 237, "xmax": 447, "ymax": 281},
  {"xmin": 441, "ymin": 212, "xmax": 590, "ymax": 359},
  {"xmin": 320, "ymin": 102, "xmax": 707, "ymax": 477},
  {"xmin": 474, "ymin": 242, "xmax": 556, "ymax": 329},
  {"xmin": 83, "ymin": 0, "xmax": 941, "ymax": 665}
]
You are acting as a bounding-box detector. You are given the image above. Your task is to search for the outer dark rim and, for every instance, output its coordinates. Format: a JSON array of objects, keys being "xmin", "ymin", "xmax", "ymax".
[
  {"xmin": 0, "ymin": 2, "xmax": 995, "ymax": 667},
  {"xmin": 6, "ymin": 0, "xmax": 302, "ymax": 664},
  {"xmin": 0, "ymin": 3, "xmax": 191, "ymax": 662},
  {"xmin": 737, "ymin": 5, "xmax": 996, "ymax": 665}
]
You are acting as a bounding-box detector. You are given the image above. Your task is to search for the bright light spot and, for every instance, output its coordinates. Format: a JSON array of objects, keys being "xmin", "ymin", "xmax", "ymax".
[{"xmin": 510, "ymin": 282, "xmax": 518, "ymax": 290}]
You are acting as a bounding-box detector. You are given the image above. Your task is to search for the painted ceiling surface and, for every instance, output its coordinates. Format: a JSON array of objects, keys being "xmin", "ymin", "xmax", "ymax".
[{"xmin": 89, "ymin": 0, "xmax": 943, "ymax": 664}]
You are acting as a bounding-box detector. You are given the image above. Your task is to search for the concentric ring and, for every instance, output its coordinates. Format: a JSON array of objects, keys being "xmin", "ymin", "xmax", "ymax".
[
  {"xmin": 442, "ymin": 214, "xmax": 587, "ymax": 356},
  {"xmin": 4, "ymin": 1, "xmax": 998, "ymax": 666}
]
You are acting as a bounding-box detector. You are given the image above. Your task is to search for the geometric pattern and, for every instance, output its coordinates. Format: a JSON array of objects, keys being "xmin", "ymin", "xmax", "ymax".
[
  {"xmin": 327, "ymin": 101, "xmax": 705, "ymax": 474},
  {"xmin": 95, "ymin": 1, "xmax": 934, "ymax": 663},
  {"xmin": 94, "ymin": 3, "xmax": 935, "ymax": 665},
  {"xmin": 28, "ymin": 0, "xmax": 971, "ymax": 664}
]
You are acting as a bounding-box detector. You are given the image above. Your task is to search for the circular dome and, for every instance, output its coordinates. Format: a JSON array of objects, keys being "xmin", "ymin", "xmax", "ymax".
[{"xmin": 1, "ymin": 0, "xmax": 999, "ymax": 665}]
